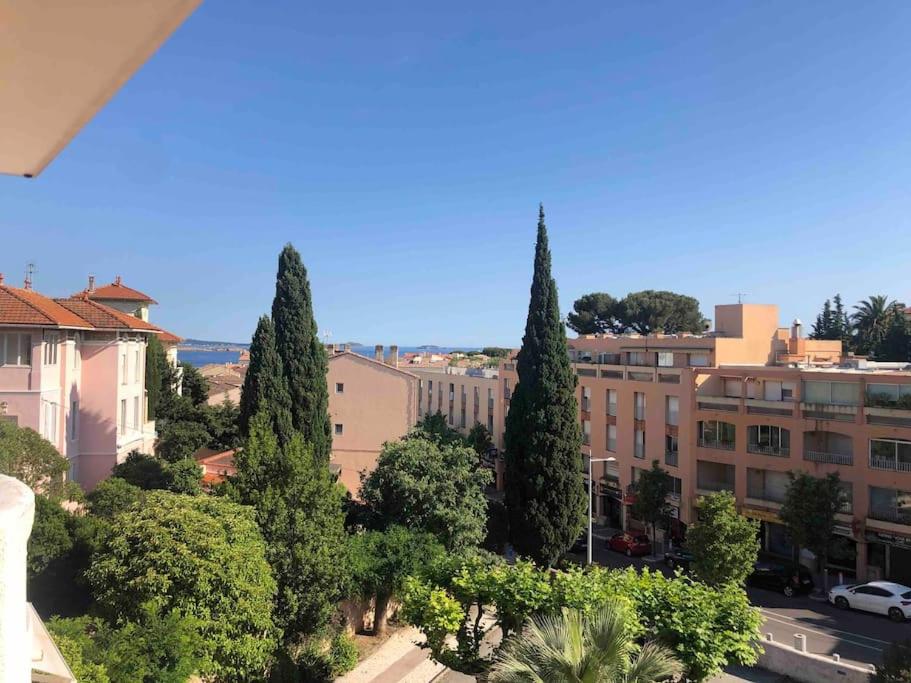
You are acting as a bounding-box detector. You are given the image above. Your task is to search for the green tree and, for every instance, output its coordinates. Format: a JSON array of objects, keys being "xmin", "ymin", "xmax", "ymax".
[
  {"xmin": 619, "ymin": 290, "xmax": 706, "ymax": 335},
  {"xmin": 488, "ymin": 602, "xmax": 682, "ymax": 683},
  {"xmin": 205, "ymin": 398, "xmax": 242, "ymax": 450},
  {"xmin": 779, "ymin": 471, "xmax": 846, "ymax": 593},
  {"xmin": 409, "ymin": 411, "xmax": 467, "ymax": 446},
  {"xmin": 879, "ymin": 306, "xmax": 910, "ymax": 362},
  {"xmin": 234, "ymin": 411, "xmax": 349, "ymax": 641},
  {"xmin": 629, "ymin": 460, "xmax": 671, "ymax": 557},
  {"xmin": 876, "ymin": 638, "xmax": 911, "ymax": 683},
  {"xmin": 180, "ymin": 361, "xmax": 210, "ymax": 406},
  {"xmin": 0, "ymin": 421, "xmax": 75, "ymax": 500},
  {"xmin": 810, "ymin": 298, "xmax": 835, "ymax": 339},
  {"xmin": 360, "ymin": 434, "xmax": 491, "ymax": 550},
  {"xmin": 238, "ymin": 315, "xmax": 293, "ymax": 443},
  {"xmin": 852, "ymin": 295, "xmax": 896, "ymax": 356},
  {"xmin": 566, "ymin": 292, "xmax": 622, "ymax": 335},
  {"xmin": 349, "ymin": 526, "xmax": 445, "ymax": 635},
  {"xmin": 111, "ymin": 451, "xmax": 201, "ymax": 494},
  {"xmin": 504, "ymin": 205, "xmax": 585, "ymax": 566},
  {"xmin": 481, "ymin": 347, "xmax": 511, "ymax": 358},
  {"xmin": 145, "ymin": 334, "xmax": 174, "ymax": 421},
  {"xmin": 86, "ymin": 491, "xmax": 278, "ymax": 681},
  {"xmin": 27, "ymin": 495, "xmax": 73, "ymax": 577},
  {"xmin": 166, "ymin": 458, "xmax": 203, "ymax": 495},
  {"xmin": 467, "ymin": 423, "xmax": 493, "ymax": 455},
  {"xmin": 271, "ymin": 243, "xmax": 332, "ymax": 461},
  {"xmin": 86, "ymin": 477, "xmax": 145, "ymax": 517},
  {"xmin": 156, "ymin": 419, "xmax": 210, "ymax": 463},
  {"xmin": 833, "ymin": 294, "xmax": 852, "ymax": 350},
  {"xmin": 686, "ymin": 491, "xmax": 759, "ymax": 586}
]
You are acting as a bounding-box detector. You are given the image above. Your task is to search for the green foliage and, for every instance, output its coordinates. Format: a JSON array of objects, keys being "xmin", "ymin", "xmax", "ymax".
[
  {"xmin": 0, "ymin": 421, "xmax": 76, "ymax": 500},
  {"xmin": 629, "ymin": 460, "xmax": 671, "ymax": 555},
  {"xmin": 879, "ymin": 307, "xmax": 911, "ymax": 362},
  {"xmin": 504, "ymin": 206, "xmax": 586, "ymax": 567},
  {"xmin": 567, "ymin": 290, "xmax": 706, "ymax": 335},
  {"xmin": 810, "ymin": 294, "xmax": 852, "ymax": 348},
  {"xmin": 111, "ymin": 451, "xmax": 201, "ymax": 494},
  {"xmin": 86, "ymin": 491, "xmax": 278, "ymax": 681},
  {"xmin": 483, "ymin": 499, "xmax": 510, "ymax": 553},
  {"xmin": 409, "ymin": 411, "xmax": 467, "ymax": 446},
  {"xmin": 360, "ymin": 434, "xmax": 491, "ymax": 550},
  {"xmin": 852, "ymin": 295, "xmax": 897, "ymax": 357},
  {"xmin": 144, "ymin": 333, "xmax": 173, "ymax": 421},
  {"xmin": 779, "ymin": 471, "xmax": 846, "ymax": 590},
  {"xmin": 27, "ymin": 495, "xmax": 73, "ymax": 577},
  {"xmin": 239, "ymin": 315, "xmax": 294, "ymax": 444},
  {"xmin": 234, "ymin": 412, "xmax": 350, "ymax": 641},
  {"xmin": 156, "ymin": 419, "xmax": 211, "ymax": 463},
  {"xmin": 271, "ymin": 243, "xmax": 332, "ymax": 461},
  {"xmin": 876, "ymin": 638, "xmax": 911, "ymax": 683},
  {"xmin": 180, "ymin": 361, "xmax": 210, "ymax": 405},
  {"xmin": 481, "ymin": 347, "xmax": 510, "ymax": 358},
  {"xmin": 47, "ymin": 605, "xmax": 204, "ymax": 683},
  {"xmin": 401, "ymin": 577, "xmax": 465, "ymax": 658},
  {"xmin": 687, "ymin": 491, "xmax": 760, "ymax": 586},
  {"xmin": 328, "ymin": 631, "xmax": 359, "ymax": 676},
  {"xmin": 467, "ymin": 423, "xmax": 493, "ymax": 455},
  {"xmin": 488, "ymin": 601, "xmax": 682, "ymax": 683},
  {"xmin": 205, "ymin": 398, "xmax": 243, "ymax": 450},
  {"xmin": 289, "ymin": 631, "xmax": 360, "ymax": 683},
  {"xmin": 87, "ymin": 477, "xmax": 145, "ymax": 517}
]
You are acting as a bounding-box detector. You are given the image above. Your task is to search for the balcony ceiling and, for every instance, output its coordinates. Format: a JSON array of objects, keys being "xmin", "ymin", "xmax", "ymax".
[{"xmin": 0, "ymin": 0, "xmax": 202, "ymax": 178}]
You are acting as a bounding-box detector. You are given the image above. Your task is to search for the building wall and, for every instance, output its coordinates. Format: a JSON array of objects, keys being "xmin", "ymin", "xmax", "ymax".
[{"xmin": 327, "ymin": 352, "xmax": 418, "ymax": 495}]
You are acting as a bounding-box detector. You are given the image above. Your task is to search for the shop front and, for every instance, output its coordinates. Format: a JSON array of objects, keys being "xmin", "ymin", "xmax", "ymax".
[
  {"xmin": 599, "ymin": 475, "xmax": 623, "ymax": 529},
  {"xmin": 866, "ymin": 530, "xmax": 911, "ymax": 585}
]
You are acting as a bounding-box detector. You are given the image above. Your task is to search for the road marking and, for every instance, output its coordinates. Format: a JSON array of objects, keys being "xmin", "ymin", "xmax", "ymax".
[
  {"xmin": 760, "ymin": 611, "xmax": 887, "ymax": 652},
  {"xmin": 759, "ymin": 608, "xmax": 894, "ymax": 646}
]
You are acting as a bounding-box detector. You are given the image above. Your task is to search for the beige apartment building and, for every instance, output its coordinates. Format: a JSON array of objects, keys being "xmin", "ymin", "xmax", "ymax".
[{"xmin": 499, "ymin": 303, "xmax": 911, "ymax": 584}]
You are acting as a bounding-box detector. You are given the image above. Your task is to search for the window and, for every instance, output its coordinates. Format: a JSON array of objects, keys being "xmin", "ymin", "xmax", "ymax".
[
  {"xmin": 488, "ymin": 387, "xmax": 494, "ymax": 410},
  {"xmin": 688, "ymin": 353, "xmax": 709, "ymax": 367},
  {"xmin": 134, "ymin": 349, "xmax": 140, "ymax": 382},
  {"xmin": 607, "ymin": 389, "xmax": 617, "ymax": 416},
  {"xmin": 762, "ymin": 381, "xmax": 795, "ymax": 402},
  {"xmin": 335, "ymin": 382, "xmax": 344, "ymax": 393},
  {"xmin": 669, "ymin": 476, "xmax": 682, "ymax": 496},
  {"xmin": 0, "ymin": 333, "xmax": 31, "ymax": 366},
  {"xmin": 119, "ymin": 399, "xmax": 127, "ymax": 436},
  {"xmin": 634, "ymin": 392, "xmax": 646, "ymax": 420},
  {"xmin": 747, "ymin": 425, "xmax": 790, "ymax": 456},
  {"xmin": 449, "ymin": 383, "xmax": 454, "ymax": 401},
  {"xmin": 133, "ymin": 397, "xmax": 140, "ymax": 430},
  {"xmin": 607, "ymin": 424, "xmax": 617, "ymax": 452},
  {"xmin": 698, "ymin": 420, "xmax": 735, "ymax": 450},
  {"xmin": 870, "ymin": 438, "xmax": 911, "ymax": 472},
  {"xmin": 427, "ymin": 381, "xmax": 433, "ymax": 411},
  {"xmin": 665, "ymin": 396, "xmax": 679, "ymax": 426},
  {"xmin": 43, "ymin": 333, "xmax": 59, "ymax": 365},
  {"xmin": 334, "ymin": 423, "xmax": 344, "ymax": 435},
  {"xmin": 503, "ymin": 378, "xmax": 511, "ymax": 400},
  {"xmin": 487, "ymin": 414, "xmax": 494, "ymax": 432},
  {"xmin": 69, "ymin": 400, "xmax": 79, "ymax": 441},
  {"xmin": 634, "ymin": 429, "xmax": 645, "ymax": 459},
  {"xmin": 657, "ymin": 352, "xmax": 674, "ymax": 368},
  {"xmin": 665, "ymin": 434, "xmax": 678, "ymax": 466},
  {"xmin": 73, "ymin": 333, "xmax": 81, "ymax": 370},
  {"xmin": 582, "ymin": 420, "xmax": 591, "ymax": 445},
  {"xmin": 746, "ymin": 468, "xmax": 789, "ymax": 503},
  {"xmin": 802, "ymin": 381, "xmax": 860, "ymax": 406},
  {"xmin": 121, "ymin": 352, "xmax": 128, "ymax": 384},
  {"xmin": 581, "ymin": 386, "xmax": 591, "ymax": 411},
  {"xmin": 43, "ymin": 402, "xmax": 58, "ymax": 441},
  {"xmin": 628, "ymin": 351, "xmax": 648, "ymax": 366},
  {"xmin": 869, "ymin": 486, "xmax": 911, "ymax": 524},
  {"xmin": 867, "ymin": 383, "xmax": 911, "ymax": 407},
  {"xmin": 723, "ymin": 378, "xmax": 742, "ymax": 397}
]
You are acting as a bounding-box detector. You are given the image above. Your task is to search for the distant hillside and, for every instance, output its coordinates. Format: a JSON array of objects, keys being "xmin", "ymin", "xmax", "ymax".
[{"xmin": 182, "ymin": 338, "xmax": 250, "ymax": 349}]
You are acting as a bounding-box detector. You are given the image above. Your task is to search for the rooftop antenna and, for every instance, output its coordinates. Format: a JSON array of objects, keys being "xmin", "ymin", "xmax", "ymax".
[
  {"xmin": 732, "ymin": 292, "xmax": 748, "ymax": 304},
  {"xmin": 24, "ymin": 262, "xmax": 36, "ymax": 290},
  {"xmin": 322, "ymin": 330, "xmax": 331, "ymax": 344}
]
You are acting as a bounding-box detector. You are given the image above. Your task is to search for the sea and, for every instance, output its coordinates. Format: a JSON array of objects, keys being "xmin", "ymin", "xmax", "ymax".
[{"xmin": 177, "ymin": 345, "xmax": 480, "ymax": 368}]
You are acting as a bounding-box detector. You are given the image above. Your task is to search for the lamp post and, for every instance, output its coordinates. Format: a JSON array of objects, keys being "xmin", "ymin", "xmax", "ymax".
[{"xmin": 587, "ymin": 450, "xmax": 617, "ymax": 566}]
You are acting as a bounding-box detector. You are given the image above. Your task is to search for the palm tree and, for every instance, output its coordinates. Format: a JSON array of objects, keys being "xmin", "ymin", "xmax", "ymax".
[
  {"xmin": 488, "ymin": 602, "xmax": 682, "ymax": 683},
  {"xmin": 852, "ymin": 295, "xmax": 896, "ymax": 357}
]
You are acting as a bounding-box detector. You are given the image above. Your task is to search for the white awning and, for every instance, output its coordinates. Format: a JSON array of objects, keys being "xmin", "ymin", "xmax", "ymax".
[{"xmin": 0, "ymin": 0, "xmax": 202, "ymax": 177}]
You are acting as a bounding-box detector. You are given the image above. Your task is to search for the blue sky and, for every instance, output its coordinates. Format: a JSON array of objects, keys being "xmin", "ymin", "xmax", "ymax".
[{"xmin": 3, "ymin": 2, "xmax": 910, "ymax": 346}]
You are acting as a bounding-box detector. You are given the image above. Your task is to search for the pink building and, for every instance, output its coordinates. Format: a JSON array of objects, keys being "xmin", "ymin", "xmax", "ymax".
[{"xmin": 0, "ymin": 275, "xmax": 178, "ymax": 490}]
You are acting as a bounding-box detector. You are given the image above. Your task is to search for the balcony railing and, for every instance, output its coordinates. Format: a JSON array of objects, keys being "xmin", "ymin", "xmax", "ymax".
[
  {"xmin": 869, "ymin": 509, "xmax": 911, "ymax": 525},
  {"xmin": 696, "ymin": 480, "xmax": 735, "ymax": 493},
  {"xmin": 747, "ymin": 443, "xmax": 790, "ymax": 458},
  {"xmin": 698, "ymin": 438, "xmax": 735, "ymax": 451},
  {"xmin": 870, "ymin": 455, "xmax": 911, "ymax": 473},
  {"xmin": 665, "ymin": 450, "xmax": 678, "ymax": 467},
  {"xmin": 804, "ymin": 450, "xmax": 853, "ymax": 466}
]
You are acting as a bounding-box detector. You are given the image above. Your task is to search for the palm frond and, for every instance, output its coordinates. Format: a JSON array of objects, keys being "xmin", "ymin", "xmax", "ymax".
[{"xmin": 622, "ymin": 641, "xmax": 683, "ymax": 683}]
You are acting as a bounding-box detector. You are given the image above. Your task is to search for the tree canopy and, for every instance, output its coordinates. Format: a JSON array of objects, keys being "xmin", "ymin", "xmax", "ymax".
[
  {"xmin": 567, "ymin": 290, "xmax": 706, "ymax": 335},
  {"xmin": 504, "ymin": 206, "xmax": 585, "ymax": 566},
  {"xmin": 686, "ymin": 491, "xmax": 759, "ymax": 586},
  {"xmin": 629, "ymin": 460, "xmax": 671, "ymax": 556},
  {"xmin": 238, "ymin": 315, "xmax": 293, "ymax": 443},
  {"xmin": 0, "ymin": 421, "xmax": 75, "ymax": 500}
]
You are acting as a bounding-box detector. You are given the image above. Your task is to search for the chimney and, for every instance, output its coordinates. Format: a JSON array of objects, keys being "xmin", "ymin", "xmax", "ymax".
[
  {"xmin": 388, "ymin": 345, "xmax": 399, "ymax": 368},
  {"xmin": 326, "ymin": 343, "xmax": 337, "ymax": 355},
  {"xmin": 791, "ymin": 318, "xmax": 803, "ymax": 340},
  {"xmin": 374, "ymin": 344, "xmax": 383, "ymax": 362},
  {"xmin": 343, "ymin": 343, "xmax": 351, "ymax": 352},
  {"xmin": 0, "ymin": 273, "xmax": 4, "ymax": 285},
  {"xmin": 88, "ymin": 275, "xmax": 95, "ymax": 292},
  {"xmin": 114, "ymin": 275, "xmax": 122, "ymax": 286}
]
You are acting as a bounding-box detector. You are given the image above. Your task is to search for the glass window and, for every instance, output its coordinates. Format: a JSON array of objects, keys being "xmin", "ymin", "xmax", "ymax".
[
  {"xmin": 634, "ymin": 392, "xmax": 646, "ymax": 420},
  {"xmin": 665, "ymin": 396, "xmax": 679, "ymax": 426},
  {"xmin": 657, "ymin": 352, "xmax": 674, "ymax": 367},
  {"xmin": 628, "ymin": 351, "xmax": 648, "ymax": 366},
  {"xmin": 607, "ymin": 424, "xmax": 617, "ymax": 452},
  {"xmin": 335, "ymin": 382, "xmax": 344, "ymax": 393},
  {"xmin": 0, "ymin": 333, "xmax": 31, "ymax": 366},
  {"xmin": 688, "ymin": 353, "xmax": 709, "ymax": 367},
  {"xmin": 723, "ymin": 378, "xmax": 742, "ymax": 397},
  {"xmin": 334, "ymin": 423, "xmax": 344, "ymax": 435},
  {"xmin": 803, "ymin": 380, "xmax": 860, "ymax": 405},
  {"xmin": 634, "ymin": 429, "xmax": 645, "ymax": 458},
  {"xmin": 607, "ymin": 389, "xmax": 617, "ymax": 416},
  {"xmin": 119, "ymin": 399, "xmax": 127, "ymax": 435},
  {"xmin": 43, "ymin": 333, "xmax": 59, "ymax": 365}
]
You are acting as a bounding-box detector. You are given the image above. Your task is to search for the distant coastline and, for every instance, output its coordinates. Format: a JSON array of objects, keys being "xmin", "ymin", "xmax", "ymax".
[{"xmin": 178, "ymin": 343, "xmax": 483, "ymax": 367}]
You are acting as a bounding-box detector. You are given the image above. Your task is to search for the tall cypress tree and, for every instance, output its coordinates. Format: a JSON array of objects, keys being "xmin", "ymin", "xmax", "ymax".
[
  {"xmin": 504, "ymin": 205, "xmax": 585, "ymax": 566},
  {"xmin": 238, "ymin": 315, "xmax": 293, "ymax": 444},
  {"xmin": 272, "ymin": 244, "xmax": 332, "ymax": 461}
]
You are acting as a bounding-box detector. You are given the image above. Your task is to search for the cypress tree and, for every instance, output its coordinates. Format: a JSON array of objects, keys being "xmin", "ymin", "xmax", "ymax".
[
  {"xmin": 271, "ymin": 244, "xmax": 332, "ymax": 461},
  {"xmin": 504, "ymin": 205, "xmax": 585, "ymax": 566},
  {"xmin": 238, "ymin": 315, "xmax": 293, "ymax": 444}
]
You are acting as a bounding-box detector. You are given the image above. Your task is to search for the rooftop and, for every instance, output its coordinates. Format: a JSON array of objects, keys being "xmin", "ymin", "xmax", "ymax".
[{"xmin": 74, "ymin": 276, "xmax": 158, "ymax": 304}]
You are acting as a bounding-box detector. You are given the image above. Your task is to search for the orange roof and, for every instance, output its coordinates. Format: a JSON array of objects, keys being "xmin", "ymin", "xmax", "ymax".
[
  {"xmin": 155, "ymin": 328, "xmax": 182, "ymax": 344},
  {"xmin": 0, "ymin": 284, "xmax": 93, "ymax": 328},
  {"xmin": 74, "ymin": 277, "xmax": 157, "ymax": 304},
  {"xmin": 54, "ymin": 296, "xmax": 160, "ymax": 332}
]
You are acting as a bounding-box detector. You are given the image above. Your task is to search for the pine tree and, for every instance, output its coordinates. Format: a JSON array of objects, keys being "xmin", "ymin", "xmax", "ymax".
[
  {"xmin": 272, "ymin": 244, "xmax": 332, "ymax": 461},
  {"xmin": 504, "ymin": 205, "xmax": 585, "ymax": 566},
  {"xmin": 833, "ymin": 294, "xmax": 852, "ymax": 351},
  {"xmin": 811, "ymin": 299, "xmax": 833, "ymax": 339},
  {"xmin": 238, "ymin": 316, "xmax": 293, "ymax": 444}
]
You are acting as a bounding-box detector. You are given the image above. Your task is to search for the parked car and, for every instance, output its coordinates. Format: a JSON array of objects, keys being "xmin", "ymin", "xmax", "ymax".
[
  {"xmin": 664, "ymin": 547, "xmax": 694, "ymax": 571},
  {"xmin": 607, "ymin": 532, "xmax": 651, "ymax": 557},
  {"xmin": 570, "ymin": 534, "xmax": 588, "ymax": 554},
  {"xmin": 829, "ymin": 581, "xmax": 911, "ymax": 622},
  {"xmin": 747, "ymin": 562, "xmax": 814, "ymax": 597}
]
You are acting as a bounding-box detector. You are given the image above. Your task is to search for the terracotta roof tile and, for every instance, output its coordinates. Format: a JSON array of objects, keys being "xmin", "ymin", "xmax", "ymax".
[
  {"xmin": 74, "ymin": 279, "xmax": 158, "ymax": 304},
  {"xmin": 156, "ymin": 328, "xmax": 182, "ymax": 343},
  {"xmin": 54, "ymin": 297, "xmax": 159, "ymax": 332},
  {"xmin": 0, "ymin": 285, "xmax": 93, "ymax": 328}
]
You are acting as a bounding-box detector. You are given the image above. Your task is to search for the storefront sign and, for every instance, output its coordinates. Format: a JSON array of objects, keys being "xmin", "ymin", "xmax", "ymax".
[
  {"xmin": 741, "ymin": 507, "xmax": 780, "ymax": 524},
  {"xmin": 865, "ymin": 531, "xmax": 911, "ymax": 550}
]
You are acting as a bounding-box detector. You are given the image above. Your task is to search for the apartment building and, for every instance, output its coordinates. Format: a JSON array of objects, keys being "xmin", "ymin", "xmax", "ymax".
[
  {"xmin": 499, "ymin": 303, "xmax": 911, "ymax": 582},
  {"xmin": 327, "ymin": 345, "xmax": 419, "ymax": 494}
]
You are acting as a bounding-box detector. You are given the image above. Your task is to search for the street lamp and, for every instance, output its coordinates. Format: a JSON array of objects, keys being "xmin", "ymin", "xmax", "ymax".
[{"xmin": 586, "ymin": 450, "xmax": 616, "ymax": 566}]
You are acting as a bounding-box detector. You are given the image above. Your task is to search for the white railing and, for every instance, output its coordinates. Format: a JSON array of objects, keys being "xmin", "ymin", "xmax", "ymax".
[
  {"xmin": 870, "ymin": 456, "xmax": 911, "ymax": 473},
  {"xmin": 804, "ymin": 450, "xmax": 853, "ymax": 466},
  {"xmin": 698, "ymin": 438, "xmax": 735, "ymax": 451},
  {"xmin": 748, "ymin": 443, "xmax": 790, "ymax": 458}
]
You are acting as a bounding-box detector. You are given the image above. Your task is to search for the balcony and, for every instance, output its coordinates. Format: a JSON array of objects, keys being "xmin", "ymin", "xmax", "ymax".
[
  {"xmin": 870, "ymin": 455, "xmax": 911, "ymax": 473},
  {"xmin": 868, "ymin": 509, "xmax": 911, "ymax": 526},
  {"xmin": 665, "ymin": 450, "xmax": 678, "ymax": 467},
  {"xmin": 697, "ymin": 396, "xmax": 740, "ymax": 413},
  {"xmin": 801, "ymin": 402, "xmax": 857, "ymax": 422},
  {"xmin": 864, "ymin": 406, "xmax": 911, "ymax": 428},
  {"xmin": 696, "ymin": 480, "xmax": 734, "ymax": 495},
  {"xmin": 698, "ymin": 438, "xmax": 735, "ymax": 452},
  {"xmin": 582, "ymin": 433, "xmax": 591, "ymax": 446},
  {"xmin": 747, "ymin": 443, "xmax": 790, "ymax": 458},
  {"xmin": 744, "ymin": 398, "xmax": 795, "ymax": 417},
  {"xmin": 804, "ymin": 450, "xmax": 853, "ymax": 466}
]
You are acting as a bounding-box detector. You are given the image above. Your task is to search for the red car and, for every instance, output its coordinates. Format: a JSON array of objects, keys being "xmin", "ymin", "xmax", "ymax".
[{"xmin": 607, "ymin": 532, "xmax": 651, "ymax": 557}]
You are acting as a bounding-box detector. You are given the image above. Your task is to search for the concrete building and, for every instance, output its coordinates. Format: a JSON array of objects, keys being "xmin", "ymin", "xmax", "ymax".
[
  {"xmin": 327, "ymin": 345, "xmax": 419, "ymax": 494},
  {"xmin": 498, "ymin": 303, "xmax": 911, "ymax": 583}
]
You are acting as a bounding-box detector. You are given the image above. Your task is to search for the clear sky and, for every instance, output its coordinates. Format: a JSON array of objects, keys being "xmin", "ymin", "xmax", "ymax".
[{"xmin": 3, "ymin": 2, "xmax": 910, "ymax": 346}]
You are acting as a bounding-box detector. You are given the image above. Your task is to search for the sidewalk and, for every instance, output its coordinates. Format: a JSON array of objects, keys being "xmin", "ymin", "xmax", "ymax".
[{"xmin": 336, "ymin": 627, "xmax": 445, "ymax": 683}]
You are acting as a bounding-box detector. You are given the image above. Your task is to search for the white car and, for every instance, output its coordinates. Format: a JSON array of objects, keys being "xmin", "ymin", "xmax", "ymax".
[{"xmin": 828, "ymin": 581, "xmax": 911, "ymax": 622}]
